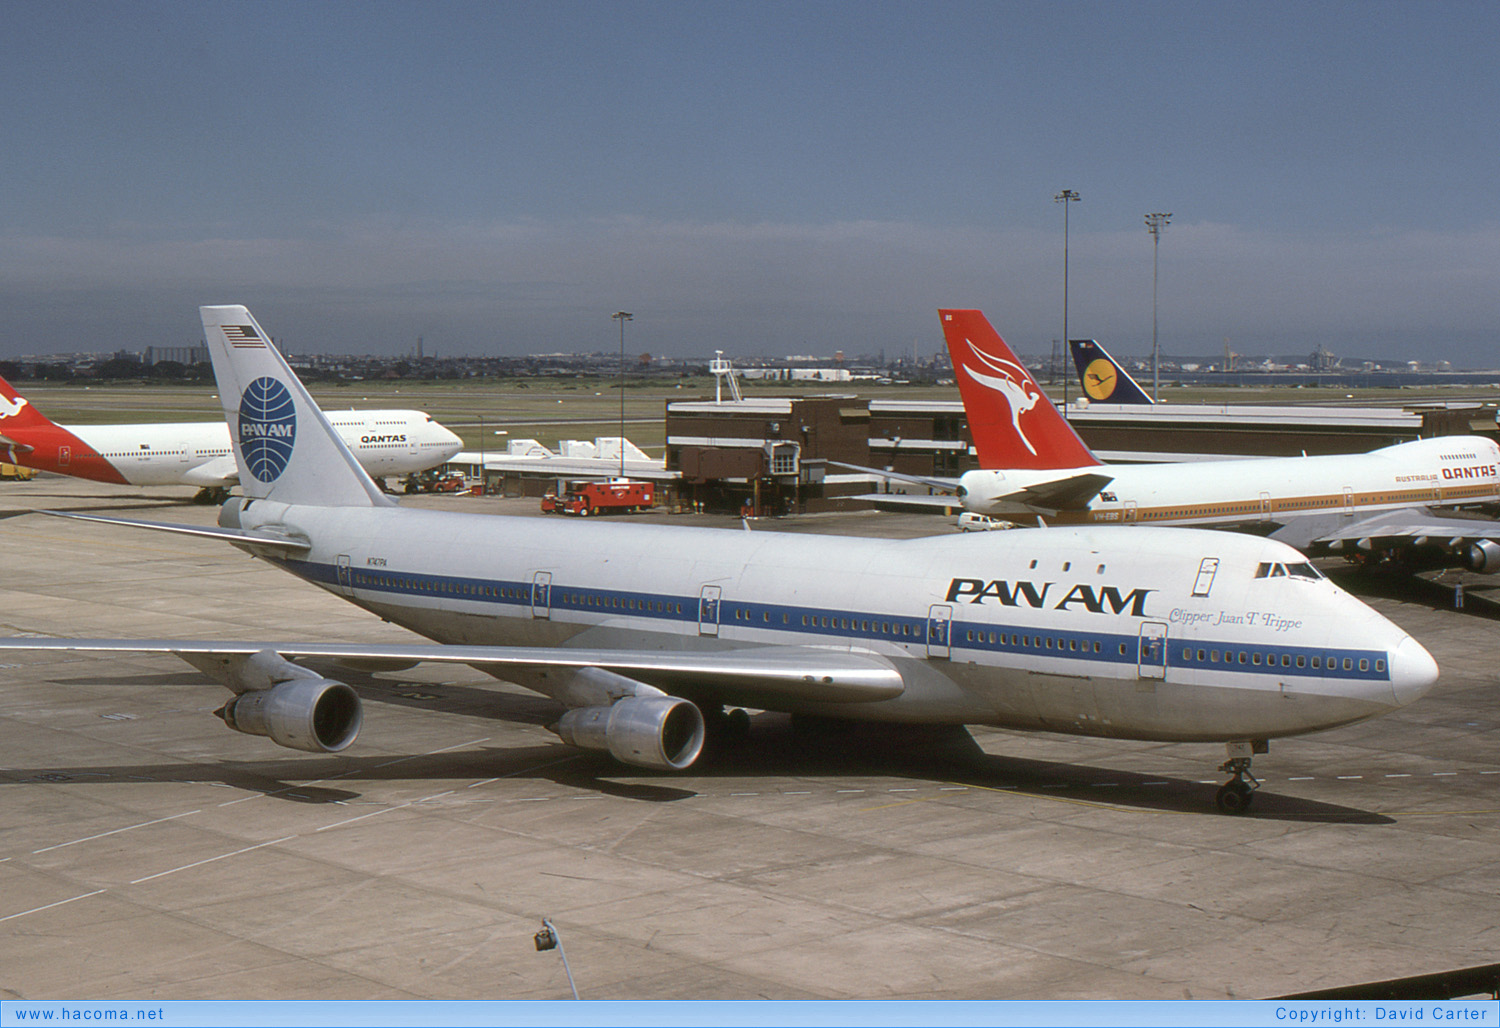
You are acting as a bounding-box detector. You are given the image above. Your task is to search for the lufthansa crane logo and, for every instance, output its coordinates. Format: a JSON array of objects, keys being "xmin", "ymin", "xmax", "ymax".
[
  {"xmin": 1082, "ymin": 358, "xmax": 1118, "ymax": 400},
  {"xmin": 958, "ymin": 338, "xmax": 1041, "ymax": 455},
  {"xmin": 238, "ymin": 377, "xmax": 297, "ymax": 482}
]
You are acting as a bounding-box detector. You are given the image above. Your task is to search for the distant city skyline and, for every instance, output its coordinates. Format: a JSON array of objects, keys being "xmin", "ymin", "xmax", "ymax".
[{"xmin": 3, "ymin": 2, "xmax": 1497, "ymax": 363}]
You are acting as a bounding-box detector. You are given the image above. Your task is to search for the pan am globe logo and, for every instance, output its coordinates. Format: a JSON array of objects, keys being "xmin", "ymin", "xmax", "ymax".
[{"xmin": 238, "ymin": 377, "xmax": 297, "ymax": 482}]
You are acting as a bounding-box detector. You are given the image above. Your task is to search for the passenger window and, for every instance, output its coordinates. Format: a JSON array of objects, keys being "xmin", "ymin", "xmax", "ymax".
[
  {"xmin": 1359, "ymin": 659, "xmax": 1369, "ymax": 672},
  {"xmin": 1376, "ymin": 659, "xmax": 1386, "ymax": 673},
  {"xmin": 1343, "ymin": 658, "xmax": 1353, "ymax": 671},
  {"xmin": 1252, "ymin": 653, "xmax": 1261, "ymax": 665},
  {"xmin": 1281, "ymin": 655, "xmax": 1291, "ymax": 667},
  {"xmin": 1296, "ymin": 655, "xmax": 1305, "ymax": 668}
]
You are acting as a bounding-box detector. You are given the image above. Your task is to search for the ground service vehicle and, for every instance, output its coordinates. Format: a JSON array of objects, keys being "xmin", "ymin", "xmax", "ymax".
[
  {"xmin": 541, "ymin": 479, "xmax": 654, "ymax": 516},
  {"xmin": 404, "ymin": 469, "xmax": 469, "ymax": 494}
]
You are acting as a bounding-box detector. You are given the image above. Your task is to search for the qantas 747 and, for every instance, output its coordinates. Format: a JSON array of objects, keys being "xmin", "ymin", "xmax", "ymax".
[
  {"xmin": 0, "ymin": 372, "xmax": 462, "ymax": 502},
  {"xmin": 0, "ymin": 306, "xmax": 1440, "ymax": 813},
  {"xmin": 937, "ymin": 310, "xmax": 1500, "ymax": 569}
]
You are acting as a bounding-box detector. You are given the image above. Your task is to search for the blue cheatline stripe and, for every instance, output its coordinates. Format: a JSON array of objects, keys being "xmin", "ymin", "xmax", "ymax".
[{"xmin": 271, "ymin": 559, "xmax": 1389, "ymax": 683}]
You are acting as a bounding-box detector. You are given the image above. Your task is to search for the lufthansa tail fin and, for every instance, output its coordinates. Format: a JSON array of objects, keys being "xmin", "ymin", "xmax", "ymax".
[
  {"xmin": 939, "ymin": 310, "xmax": 1101, "ymax": 471},
  {"xmin": 200, "ymin": 306, "xmax": 393, "ymax": 508},
  {"xmin": 1070, "ymin": 339, "xmax": 1154, "ymax": 404}
]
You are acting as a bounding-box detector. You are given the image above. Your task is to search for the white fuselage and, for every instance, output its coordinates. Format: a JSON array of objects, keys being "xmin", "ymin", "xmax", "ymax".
[
  {"xmin": 226, "ymin": 500, "xmax": 1435, "ymax": 743},
  {"xmin": 959, "ymin": 436, "xmax": 1500, "ymax": 528},
  {"xmin": 61, "ymin": 410, "xmax": 462, "ymax": 487}
]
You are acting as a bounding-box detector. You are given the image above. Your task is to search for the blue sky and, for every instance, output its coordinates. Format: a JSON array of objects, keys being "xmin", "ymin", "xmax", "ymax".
[{"xmin": 3, "ymin": 1, "xmax": 1497, "ymax": 363}]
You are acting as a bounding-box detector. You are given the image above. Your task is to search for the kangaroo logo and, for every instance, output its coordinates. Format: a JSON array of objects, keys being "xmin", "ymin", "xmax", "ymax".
[
  {"xmin": 237, "ymin": 377, "xmax": 297, "ymax": 483},
  {"xmin": 0, "ymin": 396, "xmax": 28, "ymax": 420},
  {"xmin": 958, "ymin": 338, "xmax": 1041, "ymax": 455}
]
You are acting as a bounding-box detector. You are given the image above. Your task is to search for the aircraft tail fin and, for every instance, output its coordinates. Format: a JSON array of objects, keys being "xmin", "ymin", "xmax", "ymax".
[
  {"xmin": 938, "ymin": 310, "xmax": 1101, "ymax": 470},
  {"xmin": 200, "ymin": 306, "xmax": 393, "ymax": 508},
  {"xmin": 0, "ymin": 373, "xmax": 60, "ymax": 438},
  {"xmin": 1070, "ymin": 339, "xmax": 1154, "ymax": 404}
]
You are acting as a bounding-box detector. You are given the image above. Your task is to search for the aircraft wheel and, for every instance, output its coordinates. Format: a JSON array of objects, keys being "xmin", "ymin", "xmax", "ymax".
[{"xmin": 1215, "ymin": 780, "xmax": 1254, "ymax": 815}]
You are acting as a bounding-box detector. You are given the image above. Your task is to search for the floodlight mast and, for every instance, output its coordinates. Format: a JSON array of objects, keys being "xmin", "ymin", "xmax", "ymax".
[
  {"xmin": 611, "ymin": 311, "xmax": 633, "ymax": 478},
  {"xmin": 1145, "ymin": 212, "xmax": 1172, "ymax": 402},
  {"xmin": 1054, "ymin": 190, "xmax": 1081, "ymax": 412}
]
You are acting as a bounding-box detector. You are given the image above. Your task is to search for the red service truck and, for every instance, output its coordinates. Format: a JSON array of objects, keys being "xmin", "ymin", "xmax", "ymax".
[{"xmin": 541, "ymin": 479, "xmax": 655, "ymax": 516}]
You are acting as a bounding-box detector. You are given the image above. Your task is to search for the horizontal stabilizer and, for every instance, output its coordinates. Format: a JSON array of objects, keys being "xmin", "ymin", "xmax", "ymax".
[
  {"xmin": 1007, "ymin": 472, "xmax": 1115, "ymax": 512},
  {"xmin": 826, "ymin": 460, "xmax": 957, "ymax": 493},
  {"xmin": 39, "ymin": 510, "xmax": 310, "ymax": 552},
  {"xmin": 0, "ymin": 639, "xmax": 907, "ymax": 707},
  {"xmin": 851, "ymin": 492, "xmax": 965, "ymax": 512}
]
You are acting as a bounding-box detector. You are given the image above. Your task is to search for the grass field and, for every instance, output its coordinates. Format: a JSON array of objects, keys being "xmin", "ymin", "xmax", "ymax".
[{"xmin": 13, "ymin": 375, "xmax": 1500, "ymax": 456}]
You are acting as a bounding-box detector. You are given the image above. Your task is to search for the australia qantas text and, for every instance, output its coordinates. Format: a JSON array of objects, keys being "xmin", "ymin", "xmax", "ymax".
[{"xmin": 0, "ymin": 306, "xmax": 1439, "ymax": 814}]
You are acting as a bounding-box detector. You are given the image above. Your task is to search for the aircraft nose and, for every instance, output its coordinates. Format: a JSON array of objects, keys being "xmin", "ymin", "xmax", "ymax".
[{"xmin": 1388, "ymin": 634, "xmax": 1439, "ymax": 708}]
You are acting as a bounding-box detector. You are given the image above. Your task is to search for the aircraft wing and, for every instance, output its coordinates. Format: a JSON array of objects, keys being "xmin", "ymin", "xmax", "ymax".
[
  {"xmin": 0, "ymin": 639, "xmax": 905, "ymax": 707},
  {"xmin": 1275, "ymin": 506, "xmax": 1500, "ymax": 550},
  {"xmin": 38, "ymin": 510, "xmax": 310, "ymax": 553},
  {"xmin": 180, "ymin": 455, "xmax": 240, "ymax": 487}
]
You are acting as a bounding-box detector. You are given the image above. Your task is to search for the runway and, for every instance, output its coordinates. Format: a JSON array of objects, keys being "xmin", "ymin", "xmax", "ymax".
[{"xmin": 1, "ymin": 477, "xmax": 1496, "ymax": 1000}]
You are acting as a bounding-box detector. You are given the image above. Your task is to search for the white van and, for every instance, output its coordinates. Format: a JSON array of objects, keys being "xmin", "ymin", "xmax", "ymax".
[{"xmin": 957, "ymin": 512, "xmax": 1017, "ymax": 532}]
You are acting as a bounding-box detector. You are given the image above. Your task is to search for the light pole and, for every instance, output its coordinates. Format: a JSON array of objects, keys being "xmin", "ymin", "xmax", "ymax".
[
  {"xmin": 1054, "ymin": 190, "xmax": 1081, "ymax": 411},
  {"xmin": 611, "ymin": 311, "xmax": 632, "ymax": 478},
  {"xmin": 1145, "ymin": 212, "xmax": 1171, "ymax": 402}
]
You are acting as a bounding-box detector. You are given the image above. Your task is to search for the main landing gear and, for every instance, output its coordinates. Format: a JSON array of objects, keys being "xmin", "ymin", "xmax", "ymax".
[
  {"xmin": 192, "ymin": 486, "xmax": 230, "ymax": 505},
  {"xmin": 1215, "ymin": 740, "xmax": 1266, "ymax": 814}
]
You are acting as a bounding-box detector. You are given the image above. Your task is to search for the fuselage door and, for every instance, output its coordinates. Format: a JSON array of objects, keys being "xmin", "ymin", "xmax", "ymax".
[
  {"xmin": 1137, "ymin": 621, "xmax": 1167, "ymax": 679},
  {"xmin": 1191, "ymin": 557, "xmax": 1219, "ymax": 598},
  {"xmin": 698, "ymin": 585, "xmax": 722, "ymax": 636},
  {"xmin": 1123, "ymin": 500, "xmax": 1138, "ymax": 524},
  {"xmin": 1343, "ymin": 487, "xmax": 1354, "ymax": 516},
  {"xmin": 1259, "ymin": 492, "xmax": 1272, "ymax": 521},
  {"xmin": 531, "ymin": 571, "xmax": 552, "ymax": 619},
  {"xmin": 926, "ymin": 604, "xmax": 953, "ymax": 659},
  {"xmin": 335, "ymin": 554, "xmax": 353, "ymax": 597}
]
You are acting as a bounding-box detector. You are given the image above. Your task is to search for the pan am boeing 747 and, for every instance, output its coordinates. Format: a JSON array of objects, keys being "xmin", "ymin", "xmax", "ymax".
[{"xmin": 0, "ymin": 307, "xmax": 1439, "ymax": 813}]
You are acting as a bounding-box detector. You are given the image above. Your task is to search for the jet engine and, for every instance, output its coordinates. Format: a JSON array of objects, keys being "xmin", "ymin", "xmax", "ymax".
[
  {"xmin": 216, "ymin": 678, "xmax": 363, "ymax": 753},
  {"xmin": 1464, "ymin": 539, "xmax": 1500, "ymax": 574},
  {"xmin": 555, "ymin": 696, "xmax": 705, "ymax": 771}
]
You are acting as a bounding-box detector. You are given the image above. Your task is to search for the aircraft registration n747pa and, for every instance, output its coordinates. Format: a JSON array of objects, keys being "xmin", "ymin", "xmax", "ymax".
[
  {"xmin": 0, "ymin": 306, "xmax": 1440, "ymax": 813},
  {"xmin": 0, "ymin": 371, "xmax": 462, "ymax": 502}
]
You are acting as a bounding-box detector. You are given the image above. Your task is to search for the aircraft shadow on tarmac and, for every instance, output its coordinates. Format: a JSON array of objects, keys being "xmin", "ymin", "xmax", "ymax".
[{"xmin": 1, "ymin": 682, "xmax": 1394, "ymax": 823}]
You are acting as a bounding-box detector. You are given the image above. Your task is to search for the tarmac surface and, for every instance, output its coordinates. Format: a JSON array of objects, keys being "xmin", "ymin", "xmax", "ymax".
[{"xmin": 1, "ymin": 477, "xmax": 1497, "ymax": 1001}]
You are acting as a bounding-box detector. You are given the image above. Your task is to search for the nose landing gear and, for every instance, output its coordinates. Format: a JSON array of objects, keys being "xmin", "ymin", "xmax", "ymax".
[{"xmin": 1215, "ymin": 740, "xmax": 1267, "ymax": 814}]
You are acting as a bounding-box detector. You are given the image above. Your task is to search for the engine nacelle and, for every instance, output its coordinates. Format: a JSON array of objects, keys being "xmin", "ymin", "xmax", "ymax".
[
  {"xmin": 555, "ymin": 696, "xmax": 705, "ymax": 771},
  {"xmin": 217, "ymin": 678, "xmax": 363, "ymax": 753},
  {"xmin": 1465, "ymin": 539, "xmax": 1500, "ymax": 574}
]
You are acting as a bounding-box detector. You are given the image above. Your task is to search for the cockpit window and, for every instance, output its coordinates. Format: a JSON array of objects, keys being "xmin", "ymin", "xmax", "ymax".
[{"xmin": 1256, "ymin": 561, "xmax": 1325, "ymax": 581}]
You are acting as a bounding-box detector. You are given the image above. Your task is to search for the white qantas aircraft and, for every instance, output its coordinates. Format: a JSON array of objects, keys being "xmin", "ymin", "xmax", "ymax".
[
  {"xmin": 901, "ymin": 310, "xmax": 1500, "ymax": 570},
  {"xmin": 0, "ymin": 372, "xmax": 462, "ymax": 502},
  {"xmin": 1, "ymin": 306, "xmax": 1440, "ymax": 813}
]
